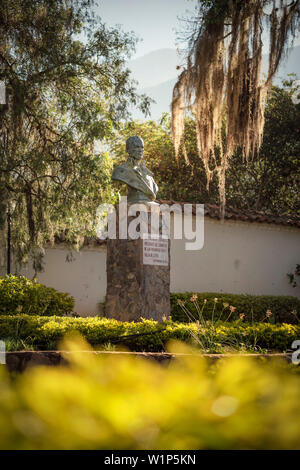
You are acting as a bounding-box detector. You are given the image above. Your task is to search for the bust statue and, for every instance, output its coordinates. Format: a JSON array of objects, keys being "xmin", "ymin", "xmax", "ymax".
[{"xmin": 111, "ymin": 135, "xmax": 158, "ymax": 203}]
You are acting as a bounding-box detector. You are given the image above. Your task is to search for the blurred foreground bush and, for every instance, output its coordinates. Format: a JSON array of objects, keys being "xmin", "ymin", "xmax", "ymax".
[
  {"xmin": 0, "ymin": 315, "xmax": 299, "ymax": 352},
  {"xmin": 0, "ymin": 275, "xmax": 74, "ymax": 316},
  {"xmin": 0, "ymin": 337, "xmax": 300, "ymax": 449}
]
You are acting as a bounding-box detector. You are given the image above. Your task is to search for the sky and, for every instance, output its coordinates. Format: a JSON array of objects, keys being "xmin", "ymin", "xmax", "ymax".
[
  {"xmin": 95, "ymin": 0, "xmax": 198, "ymax": 59},
  {"xmin": 95, "ymin": 0, "xmax": 300, "ymax": 60}
]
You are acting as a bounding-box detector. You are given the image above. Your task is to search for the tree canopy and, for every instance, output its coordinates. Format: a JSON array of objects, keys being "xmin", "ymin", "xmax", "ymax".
[
  {"xmin": 0, "ymin": 0, "xmax": 150, "ymax": 272},
  {"xmin": 172, "ymin": 0, "xmax": 300, "ymax": 216}
]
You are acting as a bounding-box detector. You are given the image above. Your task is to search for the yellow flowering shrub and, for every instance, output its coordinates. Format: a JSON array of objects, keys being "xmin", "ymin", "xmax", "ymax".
[{"xmin": 1, "ymin": 315, "xmax": 300, "ymax": 352}]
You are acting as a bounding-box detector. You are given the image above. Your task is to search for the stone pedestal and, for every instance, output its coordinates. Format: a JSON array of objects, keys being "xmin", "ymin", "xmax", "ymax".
[{"xmin": 105, "ymin": 203, "xmax": 170, "ymax": 322}]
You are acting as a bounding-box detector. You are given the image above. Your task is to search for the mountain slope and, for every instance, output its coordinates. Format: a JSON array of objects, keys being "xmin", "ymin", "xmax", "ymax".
[
  {"xmin": 129, "ymin": 45, "xmax": 300, "ymax": 120},
  {"xmin": 127, "ymin": 48, "xmax": 182, "ymax": 89}
]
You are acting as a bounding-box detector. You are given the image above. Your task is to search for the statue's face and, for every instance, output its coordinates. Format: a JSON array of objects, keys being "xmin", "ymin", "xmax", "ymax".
[{"xmin": 127, "ymin": 137, "xmax": 144, "ymax": 160}]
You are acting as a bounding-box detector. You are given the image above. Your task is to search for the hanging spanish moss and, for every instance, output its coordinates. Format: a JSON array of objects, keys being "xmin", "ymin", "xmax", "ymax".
[{"xmin": 172, "ymin": 0, "xmax": 300, "ymax": 217}]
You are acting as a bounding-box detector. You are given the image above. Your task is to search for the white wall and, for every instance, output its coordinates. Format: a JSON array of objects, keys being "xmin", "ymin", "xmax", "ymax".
[
  {"xmin": 18, "ymin": 247, "xmax": 107, "ymax": 316},
  {"xmin": 5, "ymin": 216, "xmax": 300, "ymax": 315},
  {"xmin": 171, "ymin": 216, "xmax": 300, "ymax": 298}
]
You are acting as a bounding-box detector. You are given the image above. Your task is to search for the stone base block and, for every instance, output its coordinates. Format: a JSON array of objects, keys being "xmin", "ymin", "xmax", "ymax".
[
  {"xmin": 106, "ymin": 237, "xmax": 170, "ymax": 321},
  {"xmin": 105, "ymin": 202, "xmax": 170, "ymax": 321}
]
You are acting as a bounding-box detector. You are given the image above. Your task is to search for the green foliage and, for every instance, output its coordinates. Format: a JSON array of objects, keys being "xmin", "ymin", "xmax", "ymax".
[
  {"xmin": 287, "ymin": 263, "xmax": 300, "ymax": 288},
  {"xmin": 0, "ymin": 0, "xmax": 151, "ymax": 271},
  {"xmin": 228, "ymin": 77, "xmax": 300, "ymax": 215},
  {"xmin": 4, "ymin": 337, "xmax": 34, "ymax": 352},
  {"xmin": 0, "ymin": 314, "xmax": 299, "ymax": 352},
  {"xmin": 109, "ymin": 116, "xmax": 218, "ymax": 203},
  {"xmin": 170, "ymin": 292, "xmax": 300, "ymax": 324},
  {"xmin": 0, "ymin": 275, "xmax": 74, "ymax": 316},
  {"xmin": 1, "ymin": 336, "xmax": 300, "ymax": 449}
]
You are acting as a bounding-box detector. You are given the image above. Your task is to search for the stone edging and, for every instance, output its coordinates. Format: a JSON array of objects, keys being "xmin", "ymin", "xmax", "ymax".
[{"xmin": 3, "ymin": 350, "xmax": 295, "ymax": 373}]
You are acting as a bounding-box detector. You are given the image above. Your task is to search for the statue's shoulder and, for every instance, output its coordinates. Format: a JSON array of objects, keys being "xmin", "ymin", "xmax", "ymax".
[
  {"xmin": 112, "ymin": 161, "xmax": 130, "ymax": 176},
  {"xmin": 112, "ymin": 160, "xmax": 137, "ymax": 184}
]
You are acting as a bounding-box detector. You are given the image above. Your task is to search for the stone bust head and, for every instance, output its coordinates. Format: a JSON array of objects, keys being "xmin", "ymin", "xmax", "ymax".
[
  {"xmin": 111, "ymin": 135, "xmax": 158, "ymax": 203},
  {"xmin": 126, "ymin": 135, "xmax": 144, "ymax": 161}
]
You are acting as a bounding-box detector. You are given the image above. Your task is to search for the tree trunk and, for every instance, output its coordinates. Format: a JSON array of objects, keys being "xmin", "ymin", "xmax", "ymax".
[{"xmin": 0, "ymin": 218, "xmax": 7, "ymax": 276}]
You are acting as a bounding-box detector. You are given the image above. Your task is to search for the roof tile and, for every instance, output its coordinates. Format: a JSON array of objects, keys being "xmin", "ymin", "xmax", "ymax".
[{"xmin": 156, "ymin": 199, "xmax": 300, "ymax": 229}]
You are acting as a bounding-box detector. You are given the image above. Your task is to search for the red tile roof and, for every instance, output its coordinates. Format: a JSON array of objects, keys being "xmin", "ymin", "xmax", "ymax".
[{"xmin": 156, "ymin": 200, "xmax": 300, "ymax": 229}]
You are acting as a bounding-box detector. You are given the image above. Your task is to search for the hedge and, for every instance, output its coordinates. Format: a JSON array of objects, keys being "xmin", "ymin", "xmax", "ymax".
[
  {"xmin": 1, "ymin": 274, "xmax": 299, "ymax": 326},
  {"xmin": 0, "ymin": 275, "xmax": 74, "ymax": 316},
  {"xmin": 1, "ymin": 314, "xmax": 299, "ymax": 352},
  {"xmin": 170, "ymin": 292, "xmax": 300, "ymax": 324}
]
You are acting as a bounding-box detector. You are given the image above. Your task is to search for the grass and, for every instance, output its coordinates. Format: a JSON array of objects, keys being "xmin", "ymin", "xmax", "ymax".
[
  {"xmin": 177, "ymin": 294, "xmax": 285, "ymax": 354},
  {"xmin": 0, "ymin": 330, "xmax": 289, "ymax": 355},
  {"xmin": 4, "ymin": 337, "xmax": 35, "ymax": 352}
]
